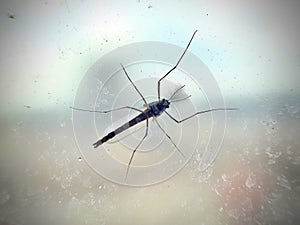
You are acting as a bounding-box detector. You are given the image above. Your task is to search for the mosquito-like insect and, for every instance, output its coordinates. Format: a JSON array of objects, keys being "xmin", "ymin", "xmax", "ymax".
[{"xmin": 71, "ymin": 30, "xmax": 238, "ymax": 180}]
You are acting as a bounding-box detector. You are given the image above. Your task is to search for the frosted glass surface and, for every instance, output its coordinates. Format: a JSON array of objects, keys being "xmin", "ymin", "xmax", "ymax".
[{"xmin": 0, "ymin": 1, "xmax": 299, "ymax": 224}]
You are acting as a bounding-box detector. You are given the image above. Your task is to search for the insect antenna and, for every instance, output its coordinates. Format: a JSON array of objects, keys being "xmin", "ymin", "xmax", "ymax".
[
  {"xmin": 169, "ymin": 95, "xmax": 192, "ymax": 103},
  {"xmin": 168, "ymin": 85, "xmax": 186, "ymax": 101}
]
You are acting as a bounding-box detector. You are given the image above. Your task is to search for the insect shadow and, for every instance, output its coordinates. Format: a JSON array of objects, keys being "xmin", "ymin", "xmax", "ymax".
[{"xmin": 71, "ymin": 30, "xmax": 238, "ymax": 180}]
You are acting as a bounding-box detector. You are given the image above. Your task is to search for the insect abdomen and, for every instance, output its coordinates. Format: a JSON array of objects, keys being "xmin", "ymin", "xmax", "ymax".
[
  {"xmin": 93, "ymin": 131, "xmax": 116, "ymax": 148},
  {"xmin": 93, "ymin": 112, "xmax": 149, "ymax": 148}
]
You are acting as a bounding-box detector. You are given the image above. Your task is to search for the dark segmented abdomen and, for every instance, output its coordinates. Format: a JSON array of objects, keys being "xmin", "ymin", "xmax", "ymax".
[{"xmin": 93, "ymin": 111, "xmax": 149, "ymax": 148}]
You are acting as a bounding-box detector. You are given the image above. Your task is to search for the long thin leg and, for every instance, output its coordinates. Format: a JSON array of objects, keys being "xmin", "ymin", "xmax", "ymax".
[
  {"xmin": 153, "ymin": 118, "xmax": 185, "ymax": 158},
  {"xmin": 165, "ymin": 108, "xmax": 239, "ymax": 123},
  {"xmin": 120, "ymin": 63, "xmax": 148, "ymax": 107},
  {"xmin": 70, "ymin": 106, "xmax": 143, "ymax": 113},
  {"xmin": 158, "ymin": 30, "xmax": 197, "ymax": 100},
  {"xmin": 125, "ymin": 118, "xmax": 149, "ymax": 180}
]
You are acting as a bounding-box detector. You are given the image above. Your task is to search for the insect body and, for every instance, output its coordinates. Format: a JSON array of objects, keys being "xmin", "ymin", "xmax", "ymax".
[
  {"xmin": 93, "ymin": 99, "xmax": 170, "ymax": 148},
  {"xmin": 71, "ymin": 30, "xmax": 238, "ymax": 180}
]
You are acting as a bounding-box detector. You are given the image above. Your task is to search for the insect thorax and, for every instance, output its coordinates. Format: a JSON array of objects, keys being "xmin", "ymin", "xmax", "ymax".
[{"xmin": 148, "ymin": 99, "xmax": 170, "ymax": 116}]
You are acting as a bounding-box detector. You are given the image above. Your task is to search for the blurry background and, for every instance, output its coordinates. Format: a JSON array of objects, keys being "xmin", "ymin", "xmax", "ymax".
[{"xmin": 0, "ymin": 0, "xmax": 299, "ymax": 224}]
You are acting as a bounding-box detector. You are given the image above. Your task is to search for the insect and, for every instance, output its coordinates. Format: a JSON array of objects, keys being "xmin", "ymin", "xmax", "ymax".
[{"xmin": 71, "ymin": 30, "xmax": 238, "ymax": 179}]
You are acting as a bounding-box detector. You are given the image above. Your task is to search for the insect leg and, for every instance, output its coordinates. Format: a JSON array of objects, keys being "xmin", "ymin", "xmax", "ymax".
[
  {"xmin": 153, "ymin": 118, "xmax": 185, "ymax": 158},
  {"xmin": 120, "ymin": 63, "xmax": 148, "ymax": 107},
  {"xmin": 157, "ymin": 30, "xmax": 197, "ymax": 100},
  {"xmin": 70, "ymin": 106, "xmax": 143, "ymax": 113},
  {"xmin": 165, "ymin": 108, "xmax": 239, "ymax": 123},
  {"xmin": 125, "ymin": 118, "xmax": 149, "ymax": 180}
]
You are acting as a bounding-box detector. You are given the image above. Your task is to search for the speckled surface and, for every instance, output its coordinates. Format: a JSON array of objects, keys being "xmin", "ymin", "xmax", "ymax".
[{"xmin": 0, "ymin": 0, "xmax": 299, "ymax": 224}]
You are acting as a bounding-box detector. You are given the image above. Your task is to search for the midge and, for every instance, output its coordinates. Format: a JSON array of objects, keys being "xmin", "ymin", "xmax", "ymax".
[{"xmin": 71, "ymin": 30, "xmax": 238, "ymax": 179}]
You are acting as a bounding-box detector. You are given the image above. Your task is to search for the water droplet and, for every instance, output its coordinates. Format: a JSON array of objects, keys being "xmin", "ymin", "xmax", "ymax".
[{"xmin": 246, "ymin": 176, "xmax": 255, "ymax": 188}]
